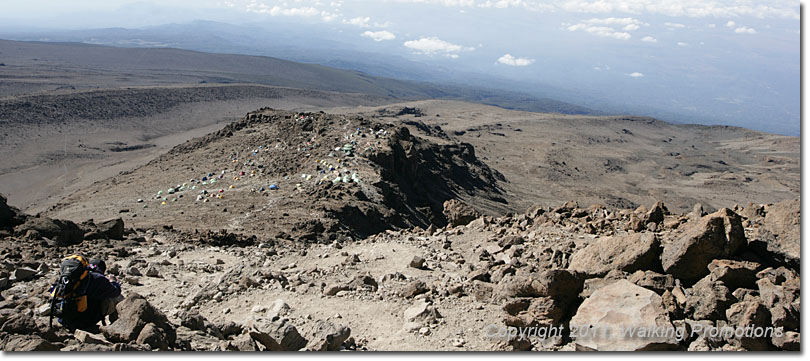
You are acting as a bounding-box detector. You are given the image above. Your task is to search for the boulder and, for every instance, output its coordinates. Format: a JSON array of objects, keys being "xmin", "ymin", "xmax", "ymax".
[
  {"xmin": 504, "ymin": 296, "xmax": 566, "ymax": 328},
  {"xmin": 11, "ymin": 267, "xmax": 38, "ymax": 282},
  {"xmin": 100, "ymin": 293, "xmax": 176, "ymax": 348},
  {"xmin": 569, "ymin": 280, "xmax": 679, "ymax": 351},
  {"xmin": 0, "ymin": 314, "xmax": 38, "ymax": 334},
  {"xmin": 443, "ymin": 199, "xmax": 480, "ymax": 227},
  {"xmin": 403, "ymin": 300, "xmax": 442, "ymax": 324},
  {"xmin": 646, "ymin": 201, "xmax": 667, "ymax": 225},
  {"xmin": 628, "ymin": 270, "xmax": 675, "ymax": 295},
  {"xmin": 706, "ymin": 259, "xmax": 761, "ymax": 290},
  {"xmin": 74, "ymin": 329, "xmax": 111, "ymax": 345},
  {"xmin": 568, "ymin": 233, "xmax": 661, "ymax": 277},
  {"xmin": 684, "ymin": 276, "xmax": 734, "ymax": 321},
  {"xmin": 409, "ymin": 256, "xmax": 426, "ymax": 269},
  {"xmin": 230, "ymin": 333, "xmax": 259, "ymax": 351},
  {"xmin": 772, "ymin": 331, "xmax": 800, "ymax": 351},
  {"xmin": 498, "ymin": 270, "xmax": 582, "ymax": 303},
  {"xmin": 247, "ymin": 318, "xmax": 307, "ymax": 351},
  {"xmin": 309, "ymin": 320, "xmax": 351, "ymax": 351},
  {"xmin": 747, "ymin": 199, "xmax": 799, "ymax": 270},
  {"xmin": 136, "ymin": 323, "xmax": 171, "ymax": 350},
  {"xmin": 96, "ymin": 218, "xmax": 125, "ymax": 240},
  {"xmin": 13, "ymin": 216, "xmax": 85, "ymax": 246},
  {"xmin": 661, "ymin": 208, "xmax": 746, "ymax": 283},
  {"xmin": 756, "ymin": 276, "xmax": 800, "ymax": 331},
  {"xmin": 2, "ymin": 335, "xmax": 62, "ymax": 351},
  {"xmin": 400, "ymin": 280, "xmax": 429, "ymax": 298},
  {"xmin": 724, "ymin": 296, "xmax": 770, "ymax": 350}
]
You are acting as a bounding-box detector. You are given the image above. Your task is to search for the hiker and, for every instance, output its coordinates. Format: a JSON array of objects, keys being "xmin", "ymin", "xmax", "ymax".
[{"xmin": 49, "ymin": 255, "xmax": 123, "ymax": 332}]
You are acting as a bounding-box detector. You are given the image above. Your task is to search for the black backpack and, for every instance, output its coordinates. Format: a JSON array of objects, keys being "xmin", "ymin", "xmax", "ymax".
[{"xmin": 49, "ymin": 255, "xmax": 90, "ymax": 328}]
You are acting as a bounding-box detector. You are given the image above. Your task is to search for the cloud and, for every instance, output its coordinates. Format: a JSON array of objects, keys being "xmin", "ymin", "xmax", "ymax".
[
  {"xmin": 628, "ymin": 72, "xmax": 644, "ymax": 78},
  {"xmin": 343, "ymin": 16, "xmax": 371, "ymax": 27},
  {"xmin": 362, "ymin": 30, "xmax": 396, "ymax": 41},
  {"xmin": 734, "ymin": 26, "xmax": 757, "ymax": 34},
  {"xmin": 664, "ymin": 22, "xmax": 686, "ymax": 28},
  {"xmin": 707, "ymin": 23, "xmax": 716, "ymax": 28},
  {"xmin": 555, "ymin": 0, "xmax": 798, "ymax": 20},
  {"xmin": 567, "ymin": 23, "xmax": 632, "ymax": 39},
  {"xmin": 726, "ymin": 20, "xmax": 736, "ymax": 27},
  {"xmin": 565, "ymin": 18, "xmax": 646, "ymax": 40},
  {"xmin": 403, "ymin": 36, "xmax": 474, "ymax": 57},
  {"xmin": 497, "ymin": 54, "xmax": 535, "ymax": 66},
  {"xmin": 677, "ymin": 41, "xmax": 689, "ymax": 46},
  {"xmin": 641, "ymin": 36, "xmax": 657, "ymax": 43},
  {"xmin": 243, "ymin": 2, "xmax": 320, "ymax": 17}
]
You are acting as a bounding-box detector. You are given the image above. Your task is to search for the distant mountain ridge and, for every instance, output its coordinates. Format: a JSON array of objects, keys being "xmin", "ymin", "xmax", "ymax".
[{"xmin": 0, "ymin": 39, "xmax": 595, "ymax": 115}]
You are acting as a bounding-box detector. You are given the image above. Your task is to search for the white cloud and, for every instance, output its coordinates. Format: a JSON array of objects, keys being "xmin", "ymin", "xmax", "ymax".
[
  {"xmin": 664, "ymin": 22, "xmax": 686, "ymax": 28},
  {"xmin": 403, "ymin": 36, "xmax": 474, "ymax": 57},
  {"xmin": 243, "ymin": 2, "xmax": 320, "ymax": 17},
  {"xmin": 677, "ymin": 41, "xmax": 689, "ymax": 46},
  {"xmin": 565, "ymin": 18, "xmax": 646, "ymax": 40},
  {"xmin": 343, "ymin": 16, "xmax": 371, "ymax": 27},
  {"xmin": 628, "ymin": 72, "xmax": 644, "ymax": 78},
  {"xmin": 734, "ymin": 26, "xmax": 757, "ymax": 34},
  {"xmin": 362, "ymin": 30, "xmax": 396, "ymax": 41},
  {"xmin": 707, "ymin": 23, "xmax": 716, "ymax": 28},
  {"xmin": 726, "ymin": 20, "xmax": 736, "ymax": 27},
  {"xmin": 497, "ymin": 53, "xmax": 535, "ymax": 66},
  {"xmin": 555, "ymin": 0, "xmax": 798, "ymax": 20},
  {"xmin": 623, "ymin": 23, "xmax": 639, "ymax": 31},
  {"xmin": 641, "ymin": 36, "xmax": 657, "ymax": 43}
]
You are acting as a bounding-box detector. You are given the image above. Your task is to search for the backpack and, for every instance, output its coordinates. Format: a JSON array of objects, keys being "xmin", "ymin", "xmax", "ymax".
[{"xmin": 49, "ymin": 255, "xmax": 90, "ymax": 328}]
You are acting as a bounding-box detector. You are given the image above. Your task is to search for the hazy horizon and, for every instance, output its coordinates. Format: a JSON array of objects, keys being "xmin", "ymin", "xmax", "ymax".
[{"xmin": 0, "ymin": 0, "xmax": 800, "ymax": 135}]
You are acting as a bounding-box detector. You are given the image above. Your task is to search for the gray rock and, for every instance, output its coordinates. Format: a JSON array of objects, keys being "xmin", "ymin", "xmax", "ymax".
[
  {"xmin": 309, "ymin": 320, "xmax": 351, "ymax": 351},
  {"xmin": 96, "ymin": 218, "xmax": 125, "ymax": 240},
  {"xmin": 248, "ymin": 318, "xmax": 307, "ymax": 351},
  {"xmin": 661, "ymin": 208, "xmax": 746, "ymax": 283},
  {"xmin": 570, "ymin": 279, "xmax": 679, "ymax": 351},
  {"xmin": 569, "ymin": 233, "xmax": 661, "ymax": 277},
  {"xmin": 409, "ymin": 256, "xmax": 426, "ymax": 269},
  {"xmin": 685, "ymin": 276, "xmax": 734, "ymax": 321},
  {"xmin": 11, "ymin": 267, "xmax": 37, "ymax": 282}
]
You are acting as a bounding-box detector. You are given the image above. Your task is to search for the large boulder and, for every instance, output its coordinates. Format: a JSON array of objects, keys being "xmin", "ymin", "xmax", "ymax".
[
  {"xmin": 747, "ymin": 199, "xmax": 800, "ymax": 270},
  {"xmin": 661, "ymin": 209, "xmax": 746, "ymax": 283},
  {"xmin": 13, "ymin": 216, "xmax": 84, "ymax": 246},
  {"xmin": 684, "ymin": 276, "xmax": 734, "ymax": 321},
  {"xmin": 568, "ymin": 233, "xmax": 661, "ymax": 277},
  {"xmin": 724, "ymin": 295, "xmax": 771, "ymax": 350},
  {"xmin": 497, "ymin": 270, "xmax": 582, "ymax": 303},
  {"xmin": 706, "ymin": 259, "xmax": 761, "ymax": 290},
  {"xmin": 96, "ymin": 218, "xmax": 125, "ymax": 240},
  {"xmin": 569, "ymin": 280, "xmax": 679, "ymax": 351},
  {"xmin": 308, "ymin": 320, "xmax": 351, "ymax": 351},
  {"xmin": 2, "ymin": 335, "xmax": 63, "ymax": 351},
  {"xmin": 247, "ymin": 317, "xmax": 308, "ymax": 351},
  {"xmin": 100, "ymin": 293, "xmax": 176, "ymax": 348},
  {"xmin": 443, "ymin": 199, "xmax": 480, "ymax": 227}
]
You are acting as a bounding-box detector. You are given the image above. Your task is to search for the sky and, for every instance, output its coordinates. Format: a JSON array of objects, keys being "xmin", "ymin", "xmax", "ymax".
[{"xmin": 0, "ymin": 0, "xmax": 801, "ymax": 135}]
